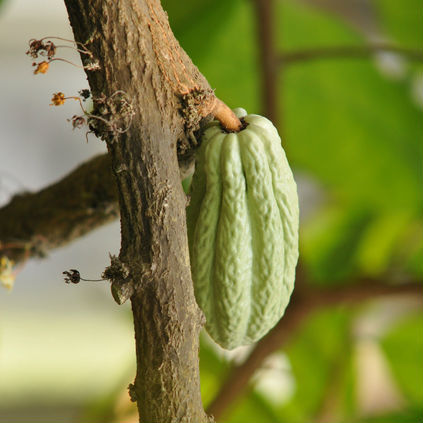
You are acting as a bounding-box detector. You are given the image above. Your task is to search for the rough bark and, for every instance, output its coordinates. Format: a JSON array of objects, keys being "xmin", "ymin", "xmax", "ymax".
[{"xmin": 63, "ymin": 1, "xmax": 213, "ymax": 421}]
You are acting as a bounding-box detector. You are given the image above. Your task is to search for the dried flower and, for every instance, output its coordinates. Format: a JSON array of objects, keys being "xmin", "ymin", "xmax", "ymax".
[
  {"xmin": 50, "ymin": 92, "xmax": 66, "ymax": 106},
  {"xmin": 0, "ymin": 257, "xmax": 15, "ymax": 290},
  {"xmin": 33, "ymin": 61, "xmax": 49, "ymax": 74},
  {"xmin": 68, "ymin": 115, "xmax": 86, "ymax": 129},
  {"xmin": 63, "ymin": 268, "xmax": 105, "ymax": 284},
  {"xmin": 44, "ymin": 41, "xmax": 56, "ymax": 58},
  {"xmin": 63, "ymin": 269, "xmax": 81, "ymax": 284},
  {"xmin": 26, "ymin": 39, "xmax": 45, "ymax": 58},
  {"xmin": 27, "ymin": 37, "xmax": 98, "ymax": 75}
]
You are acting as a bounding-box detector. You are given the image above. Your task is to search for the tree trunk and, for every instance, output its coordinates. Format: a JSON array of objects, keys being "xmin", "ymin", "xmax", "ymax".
[{"xmin": 64, "ymin": 1, "xmax": 213, "ymax": 421}]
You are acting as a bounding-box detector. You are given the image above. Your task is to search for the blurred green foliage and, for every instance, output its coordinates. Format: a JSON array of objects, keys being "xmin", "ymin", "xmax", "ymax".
[
  {"xmin": 165, "ymin": 0, "xmax": 423, "ymax": 283},
  {"xmin": 163, "ymin": 0, "xmax": 423, "ymax": 422}
]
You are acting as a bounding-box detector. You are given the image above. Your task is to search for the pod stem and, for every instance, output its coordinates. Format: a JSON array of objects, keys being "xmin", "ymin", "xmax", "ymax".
[
  {"xmin": 208, "ymin": 97, "xmax": 243, "ymax": 132},
  {"xmin": 200, "ymin": 96, "xmax": 243, "ymax": 132}
]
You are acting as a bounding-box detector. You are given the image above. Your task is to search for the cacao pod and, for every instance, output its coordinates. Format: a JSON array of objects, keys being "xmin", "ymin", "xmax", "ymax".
[{"xmin": 187, "ymin": 108, "xmax": 299, "ymax": 349}]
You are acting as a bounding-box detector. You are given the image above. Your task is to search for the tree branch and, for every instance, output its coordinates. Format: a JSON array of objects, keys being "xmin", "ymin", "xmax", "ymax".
[
  {"xmin": 63, "ymin": 0, "xmax": 215, "ymax": 421},
  {"xmin": 253, "ymin": 0, "xmax": 278, "ymax": 125},
  {"xmin": 207, "ymin": 279, "xmax": 422, "ymax": 421},
  {"xmin": 0, "ymin": 146, "xmax": 199, "ymax": 265},
  {"xmin": 0, "ymin": 154, "xmax": 118, "ymax": 263},
  {"xmin": 280, "ymin": 44, "xmax": 423, "ymax": 65}
]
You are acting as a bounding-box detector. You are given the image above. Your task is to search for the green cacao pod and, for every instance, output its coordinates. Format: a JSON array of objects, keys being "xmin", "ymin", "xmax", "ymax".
[{"xmin": 187, "ymin": 108, "xmax": 299, "ymax": 349}]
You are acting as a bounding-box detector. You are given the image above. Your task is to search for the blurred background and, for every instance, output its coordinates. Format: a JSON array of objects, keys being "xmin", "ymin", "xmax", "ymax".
[{"xmin": 0, "ymin": 0, "xmax": 422, "ymax": 422}]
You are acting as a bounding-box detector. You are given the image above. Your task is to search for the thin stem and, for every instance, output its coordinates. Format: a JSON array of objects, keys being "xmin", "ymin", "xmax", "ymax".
[
  {"xmin": 39, "ymin": 36, "xmax": 93, "ymax": 56},
  {"xmin": 50, "ymin": 57, "xmax": 86, "ymax": 69},
  {"xmin": 279, "ymin": 44, "xmax": 423, "ymax": 65},
  {"xmin": 54, "ymin": 44, "xmax": 94, "ymax": 56},
  {"xmin": 65, "ymin": 95, "xmax": 88, "ymax": 113},
  {"xmin": 80, "ymin": 278, "xmax": 105, "ymax": 282}
]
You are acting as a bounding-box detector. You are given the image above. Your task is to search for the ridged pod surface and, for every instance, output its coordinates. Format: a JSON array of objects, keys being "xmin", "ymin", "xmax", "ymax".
[{"xmin": 187, "ymin": 108, "xmax": 299, "ymax": 349}]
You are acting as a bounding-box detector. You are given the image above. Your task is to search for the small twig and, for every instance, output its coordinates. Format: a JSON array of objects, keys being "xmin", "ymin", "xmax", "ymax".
[{"xmin": 279, "ymin": 44, "xmax": 423, "ymax": 66}]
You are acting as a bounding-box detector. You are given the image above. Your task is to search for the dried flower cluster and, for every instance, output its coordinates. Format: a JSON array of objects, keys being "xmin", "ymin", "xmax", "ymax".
[
  {"xmin": 26, "ymin": 36, "xmax": 99, "ymax": 75},
  {"xmin": 48, "ymin": 89, "xmax": 134, "ymax": 141},
  {"xmin": 26, "ymin": 38, "xmax": 56, "ymax": 59},
  {"xmin": 27, "ymin": 36, "xmax": 134, "ymax": 141},
  {"xmin": 49, "ymin": 91, "xmax": 92, "ymax": 136}
]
